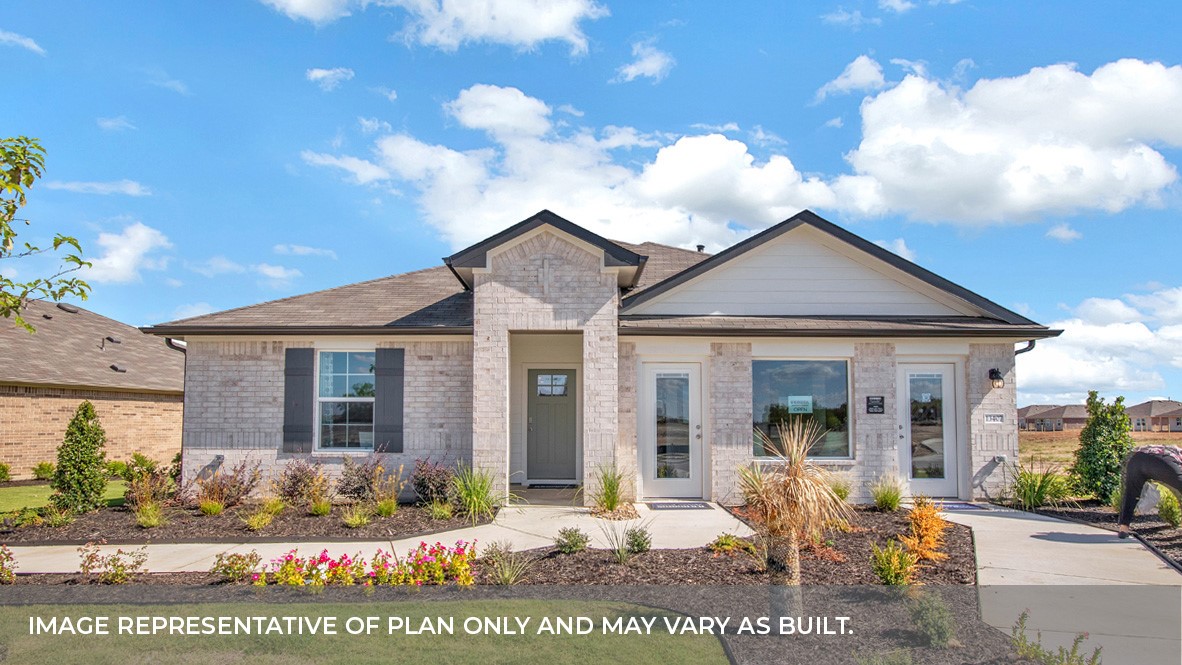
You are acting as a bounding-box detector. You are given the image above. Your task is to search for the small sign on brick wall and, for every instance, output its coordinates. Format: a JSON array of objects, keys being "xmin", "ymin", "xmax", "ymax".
[
  {"xmin": 866, "ymin": 396, "xmax": 885, "ymax": 414},
  {"xmin": 984, "ymin": 413, "xmax": 1005, "ymax": 424}
]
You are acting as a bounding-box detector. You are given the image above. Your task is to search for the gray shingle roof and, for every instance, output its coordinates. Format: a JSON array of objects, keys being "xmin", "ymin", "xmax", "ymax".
[
  {"xmin": 1, "ymin": 300, "xmax": 184, "ymax": 393},
  {"xmin": 1125, "ymin": 400, "xmax": 1182, "ymax": 418}
]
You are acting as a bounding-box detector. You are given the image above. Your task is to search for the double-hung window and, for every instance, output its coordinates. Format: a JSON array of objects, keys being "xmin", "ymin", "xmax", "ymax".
[
  {"xmin": 317, "ymin": 351, "xmax": 375, "ymax": 449},
  {"xmin": 752, "ymin": 359, "xmax": 851, "ymax": 458}
]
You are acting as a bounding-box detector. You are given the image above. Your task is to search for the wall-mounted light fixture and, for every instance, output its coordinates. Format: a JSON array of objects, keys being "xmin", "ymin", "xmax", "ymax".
[{"xmin": 989, "ymin": 368, "xmax": 1005, "ymax": 389}]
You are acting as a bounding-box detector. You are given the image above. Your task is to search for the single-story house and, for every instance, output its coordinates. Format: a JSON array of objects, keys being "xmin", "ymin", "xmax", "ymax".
[
  {"xmin": 144, "ymin": 210, "xmax": 1060, "ymax": 503},
  {"xmin": 1126, "ymin": 400, "xmax": 1182, "ymax": 432},
  {"xmin": 1, "ymin": 300, "xmax": 185, "ymax": 479},
  {"xmin": 1018, "ymin": 404, "xmax": 1088, "ymax": 431}
]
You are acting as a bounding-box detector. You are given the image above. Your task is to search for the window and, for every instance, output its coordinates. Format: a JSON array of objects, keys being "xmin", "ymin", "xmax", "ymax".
[
  {"xmin": 317, "ymin": 351, "xmax": 375, "ymax": 449},
  {"xmin": 753, "ymin": 360, "xmax": 850, "ymax": 458},
  {"xmin": 536, "ymin": 373, "xmax": 568, "ymax": 397}
]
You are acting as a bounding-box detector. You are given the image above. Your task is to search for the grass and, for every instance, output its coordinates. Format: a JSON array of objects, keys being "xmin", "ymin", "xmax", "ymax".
[
  {"xmin": 0, "ymin": 480, "xmax": 127, "ymax": 513},
  {"xmin": 1019, "ymin": 430, "xmax": 1182, "ymax": 467},
  {"xmin": 0, "ymin": 600, "xmax": 727, "ymax": 664}
]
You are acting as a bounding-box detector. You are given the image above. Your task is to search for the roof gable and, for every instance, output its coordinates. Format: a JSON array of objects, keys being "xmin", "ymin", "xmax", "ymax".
[{"xmin": 622, "ymin": 210, "xmax": 1037, "ymax": 325}]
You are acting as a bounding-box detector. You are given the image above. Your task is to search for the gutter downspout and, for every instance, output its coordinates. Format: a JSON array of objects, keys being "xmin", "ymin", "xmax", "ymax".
[
  {"xmin": 165, "ymin": 338, "xmax": 187, "ymax": 354},
  {"xmin": 1014, "ymin": 340, "xmax": 1036, "ymax": 356}
]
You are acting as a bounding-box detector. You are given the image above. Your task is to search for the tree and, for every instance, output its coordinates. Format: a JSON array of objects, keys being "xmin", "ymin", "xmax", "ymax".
[
  {"xmin": 1071, "ymin": 390, "xmax": 1134, "ymax": 503},
  {"xmin": 51, "ymin": 401, "xmax": 109, "ymax": 513},
  {"xmin": 1, "ymin": 136, "xmax": 90, "ymax": 332}
]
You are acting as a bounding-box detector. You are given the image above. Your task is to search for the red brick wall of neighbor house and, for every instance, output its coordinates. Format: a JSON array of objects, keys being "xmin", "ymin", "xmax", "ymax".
[{"xmin": 0, "ymin": 384, "xmax": 183, "ymax": 480}]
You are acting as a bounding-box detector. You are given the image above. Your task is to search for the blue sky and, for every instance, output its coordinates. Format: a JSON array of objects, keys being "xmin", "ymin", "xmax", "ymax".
[{"xmin": 3, "ymin": 0, "xmax": 1181, "ymax": 406}]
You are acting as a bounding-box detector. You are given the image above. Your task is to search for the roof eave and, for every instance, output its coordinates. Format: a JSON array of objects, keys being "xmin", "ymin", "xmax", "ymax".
[
  {"xmin": 140, "ymin": 325, "xmax": 475, "ymax": 337},
  {"xmin": 618, "ymin": 326, "xmax": 1064, "ymax": 339}
]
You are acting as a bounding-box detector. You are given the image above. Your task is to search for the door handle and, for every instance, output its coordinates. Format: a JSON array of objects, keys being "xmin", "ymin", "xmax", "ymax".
[{"xmin": 695, "ymin": 434, "xmax": 702, "ymax": 440}]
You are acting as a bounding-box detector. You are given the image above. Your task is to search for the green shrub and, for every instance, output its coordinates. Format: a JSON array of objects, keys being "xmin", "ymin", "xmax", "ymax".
[
  {"xmin": 51, "ymin": 401, "xmax": 109, "ymax": 513},
  {"xmin": 32, "ymin": 461, "xmax": 55, "ymax": 481},
  {"xmin": 134, "ymin": 501, "xmax": 166, "ymax": 529},
  {"xmin": 829, "ymin": 474, "xmax": 852, "ymax": 502},
  {"xmin": 411, "ymin": 458, "xmax": 453, "ymax": 505},
  {"xmin": 1011, "ymin": 462, "xmax": 1073, "ymax": 510},
  {"xmin": 167, "ymin": 452, "xmax": 183, "ymax": 486},
  {"xmin": 336, "ymin": 455, "xmax": 382, "ymax": 502},
  {"xmin": 120, "ymin": 452, "xmax": 158, "ymax": 482},
  {"xmin": 41, "ymin": 505, "xmax": 74, "ymax": 528},
  {"xmin": 78, "ymin": 541, "xmax": 148, "ymax": 585},
  {"xmin": 910, "ymin": 592, "xmax": 957, "ymax": 648},
  {"xmin": 106, "ymin": 460, "xmax": 127, "ymax": 480},
  {"xmin": 708, "ymin": 533, "xmax": 756, "ymax": 557},
  {"xmin": 452, "ymin": 462, "xmax": 498, "ymax": 525},
  {"xmin": 194, "ymin": 460, "xmax": 261, "ymax": 508},
  {"xmin": 0, "ymin": 544, "xmax": 15, "ymax": 583},
  {"xmin": 199, "ymin": 499, "xmax": 225, "ymax": 516},
  {"xmin": 341, "ymin": 503, "xmax": 372, "ymax": 529},
  {"xmin": 273, "ymin": 459, "xmax": 329, "ymax": 506},
  {"xmin": 242, "ymin": 507, "xmax": 274, "ymax": 531},
  {"xmin": 427, "ymin": 499, "xmax": 453, "ymax": 520},
  {"xmin": 14, "ymin": 507, "xmax": 43, "ymax": 528},
  {"xmin": 591, "ymin": 463, "xmax": 625, "ymax": 513},
  {"xmin": 1071, "ymin": 391, "xmax": 1134, "ymax": 504},
  {"xmin": 1012, "ymin": 610, "xmax": 1101, "ymax": 665},
  {"xmin": 625, "ymin": 525, "xmax": 652, "ymax": 554},
  {"xmin": 375, "ymin": 498, "xmax": 398, "ymax": 517},
  {"xmin": 211, "ymin": 551, "xmax": 262, "ymax": 583},
  {"xmin": 308, "ymin": 497, "xmax": 332, "ymax": 517},
  {"xmin": 1108, "ymin": 487, "xmax": 1123, "ymax": 512},
  {"xmin": 0, "ymin": 463, "xmax": 9, "ymax": 482},
  {"xmin": 871, "ymin": 539, "xmax": 917, "ymax": 586},
  {"xmin": 260, "ymin": 496, "xmax": 285, "ymax": 516},
  {"xmin": 871, "ymin": 475, "xmax": 904, "ymax": 512},
  {"xmin": 483, "ymin": 541, "xmax": 532, "ymax": 585},
  {"xmin": 1157, "ymin": 485, "xmax": 1181, "ymax": 528},
  {"xmin": 554, "ymin": 527, "xmax": 590, "ymax": 555}
]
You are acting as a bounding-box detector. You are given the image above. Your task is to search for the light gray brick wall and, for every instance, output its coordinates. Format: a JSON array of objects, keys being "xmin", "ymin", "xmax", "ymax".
[
  {"xmin": 709, "ymin": 342, "xmax": 753, "ymax": 505},
  {"xmin": 471, "ymin": 230, "xmax": 619, "ymax": 504},
  {"xmin": 846, "ymin": 342, "xmax": 899, "ymax": 502},
  {"xmin": 616, "ymin": 341, "xmax": 639, "ymax": 500},
  {"xmin": 967, "ymin": 342, "xmax": 1017, "ymax": 500},
  {"xmin": 181, "ymin": 338, "xmax": 472, "ymax": 491}
]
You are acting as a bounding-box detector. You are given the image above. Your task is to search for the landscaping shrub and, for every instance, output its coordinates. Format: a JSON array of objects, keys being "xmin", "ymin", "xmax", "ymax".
[
  {"xmin": 308, "ymin": 497, "xmax": 332, "ymax": 517},
  {"xmin": 335, "ymin": 455, "xmax": 383, "ymax": 502},
  {"xmin": 899, "ymin": 495, "xmax": 949, "ymax": 562},
  {"xmin": 1157, "ymin": 485, "xmax": 1181, "ymax": 528},
  {"xmin": 14, "ymin": 507, "xmax": 43, "ymax": 528},
  {"xmin": 1071, "ymin": 391, "xmax": 1134, "ymax": 504},
  {"xmin": 411, "ymin": 458, "xmax": 453, "ymax": 505},
  {"xmin": 260, "ymin": 496, "xmax": 285, "ymax": 517},
  {"xmin": 910, "ymin": 592, "xmax": 957, "ymax": 648},
  {"xmin": 242, "ymin": 506, "xmax": 274, "ymax": 531},
  {"xmin": 870, "ymin": 475, "xmax": 904, "ymax": 512},
  {"xmin": 262, "ymin": 542, "xmax": 475, "ymax": 587},
  {"xmin": 0, "ymin": 463, "xmax": 9, "ymax": 482},
  {"xmin": 120, "ymin": 452, "xmax": 158, "ymax": 482},
  {"xmin": 1011, "ymin": 461, "xmax": 1073, "ymax": 510},
  {"xmin": 1011, "ymin": 610, "xmax": 1101, "ymax": 665},
  {"xmin": 211, "ymin": 551, "xmax": 262, "ymax": 583},
  {"xmin": 194, "ymin": 460, "xmax": 261, "ymax": 508},
  {"xmin": 167, "ymin": 452, "xmax": 183, "ymax": 486},
  {"xmin": 590, "ymin": 463, "xmax": 624, "ymax": 513},
  {"xmin": 0, "ymin": 544, "xmax": 15, "ymax": 583},
  {"xmin": 829, "ymin": 474, "xmax": 852, "ymax": 502},
  {"xmin": 41, "ymin": 505, "xmax": 73, "ymax": 528},
  {"xmin": 1108, "ymin": 487, "xmax": 1123, "ymax": 512},
  {"xmin": 124, "ymin": 468, "xmax": 173, "ymax": 509},
  {"xmin": 51, "ymin": 401, "xmax": 108, "ymax": 513},
  {"xmin": 483, "ymin": 541, "xmax": 532, "ymax": 585},
  {"xmin": 341, "ymin": 503, "xmax": 372, "ymax": 529},
  {"xmin": 427, "ymin": 499, "xmax": 453, "ymax": 520},
  {"xmin": 32, "ymin": 461, "xmax": 55, "ymax": 481},
  {"xmin": 78, "ymin": 541, "xmax": 148, "ymax": 585},
  {"xmin": 870, "ymin": 539, "xmax": 917, "ymax": 586},
  {"xmin": 274, "ymin": 458, "xmax": 329, "ymax": 506},
  {"xmin": 134, "ymin": 500, "xmax": 166, "ymax": 529},
  {"xmin": 375, "ymin": 498, "xmax": 398, "ymax": 517},
  {"xmin": 373, "ymin": 463, "xmax": 407, "ymax": 513},
  {"xmin": 708, "ymin": 533, "xmax": 756, "ymax": 557},
  {"xmin": 106, "ymin": 460, "xmax": 127, "ymax": 480},
  {"xmin": 600, "ymin": 522, "xmax": 634, "ymax": 564},
  {"xmin": 625, "ymin": 525, "xmax": 652, "ymax": 554},
  {"xmin": 554, "ymin": 527, "xmax": 590, "ymax": 555},
  {"xmin": 199, "ymin": 499, "xmax": 225, "ymax": 516},
  {"xmin": 452, "ymin": 462, "xmax": 498, "ymax": 525}
]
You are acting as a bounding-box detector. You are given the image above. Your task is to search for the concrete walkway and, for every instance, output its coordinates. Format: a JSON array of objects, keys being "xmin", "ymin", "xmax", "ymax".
[
  {"xmin": 7, "ymin": 501, "xmax": 753, "ymax": 575},
  {"xmin": 944, "ymin": 504, "xmax": 1180, "ymax": 665}
]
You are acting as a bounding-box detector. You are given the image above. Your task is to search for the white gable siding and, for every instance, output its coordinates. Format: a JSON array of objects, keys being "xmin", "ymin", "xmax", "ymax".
[{"xmin": 627, "ymin": 226, "xmax": 978, "ymax": 317}]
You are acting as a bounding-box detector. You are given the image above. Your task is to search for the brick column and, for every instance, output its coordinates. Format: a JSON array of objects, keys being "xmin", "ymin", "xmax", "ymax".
[
  {"xmin": 968, "ymin": 343, "xmax": 1017, "ymax": 500},
  {"xmin": 709, "ymin": 342, "xmax": 753, "ymax": 505},
  {"xmin": 615, "ymin": 341, "xmax": 639, "ymax": 501},
  {"xmin": 471, "ymin": 325, "xmax": 510, "ymax": 497},
  {"xmin": 851, "ymin": 342, "xmax": 897, "ymax": 502}
]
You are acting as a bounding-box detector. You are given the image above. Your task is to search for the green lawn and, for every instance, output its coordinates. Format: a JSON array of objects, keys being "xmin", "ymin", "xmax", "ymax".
[
  {"xmin": 0, "ymin": 480, "xmax": 126, "ymax": 513},
  {"xmin": 0, "ymin": 600, "xmax": 727, "ymax": 665}
]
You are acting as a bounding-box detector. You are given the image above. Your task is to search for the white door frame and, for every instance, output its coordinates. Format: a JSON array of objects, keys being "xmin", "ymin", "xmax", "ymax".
[
  {"xmin": 638, "ymin": 362, "xmax": 704, "ymax": 498},
  {"xmin": 897, "ymin": 362, "xmax": 962, "ymax": 498}
]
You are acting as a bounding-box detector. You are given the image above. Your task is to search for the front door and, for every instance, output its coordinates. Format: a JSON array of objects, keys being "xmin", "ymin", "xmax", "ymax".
[
  {"xmin": 898, "ymin": 364, "xmax": 959, "ymax": 497},
  {"xmin": 640, "ymin": 363, "xmax": 703, "ymax": 498},
  {"xmin": 527, "ymin": 369, "xmax": 577, "ymax": 481}
]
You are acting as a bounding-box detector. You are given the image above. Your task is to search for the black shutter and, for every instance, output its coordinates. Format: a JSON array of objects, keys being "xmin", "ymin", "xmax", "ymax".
[
  {"xmin": 374, "ymin": 348, "xmax": 405, "ymax": 453},
  {"xmin": 282, "ymin": 348, "xmax": 315, "ymax": 453}
]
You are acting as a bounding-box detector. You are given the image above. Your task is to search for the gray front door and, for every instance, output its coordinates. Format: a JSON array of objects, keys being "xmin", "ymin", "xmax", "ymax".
[{"xmin": 527, "ymin": 369, "xmax": 577, "ymax": 480}]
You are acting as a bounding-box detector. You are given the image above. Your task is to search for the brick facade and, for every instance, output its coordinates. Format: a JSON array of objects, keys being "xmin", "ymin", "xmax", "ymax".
[
  {"xmin": 709, "ymin": 342, "xmax": 753, "ymax": 504},
  {"xmin": 967, "ymin": 343, "xmax": 1018, "ymax": 500},
  {"xmin": 847, "ymin": 342, "xmax": 899, "ymax": 502},
  {"xmin": 0, "ymin": 384, "xmax": 182, "ymax": 480}
]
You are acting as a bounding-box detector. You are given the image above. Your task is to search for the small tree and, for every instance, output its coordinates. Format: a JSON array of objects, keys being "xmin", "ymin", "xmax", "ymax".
[
  {"xmin": 51, "ymin": 401, "xmax": 108, "ymax": 512},
  {"xmin": 1071, "ymin": 391, "xmax": 1134, "ymax": 504}
]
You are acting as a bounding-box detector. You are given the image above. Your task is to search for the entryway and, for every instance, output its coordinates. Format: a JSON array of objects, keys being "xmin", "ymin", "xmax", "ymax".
[
  {"xmin": 526, "ymin": 368, "xmax": 578, "ymax": 482},
  {"xmin": 898, "ymin": 363, "xmax": 959, "ymax": 497},
  {"xmin": 638, "ymin": 363, "xmax": 704, "ymax": 498}
]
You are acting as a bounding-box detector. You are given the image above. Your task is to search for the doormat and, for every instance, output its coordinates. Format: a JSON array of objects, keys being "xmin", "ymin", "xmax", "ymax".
[
  {"xmin": 526, "ymin": 484, "xmax": 579, "ymax": 490},
  {"xmin": 934, "ymin": 501, "xmax": 986, "ymax": 511},
  {"xmin": 646, "ymin": 502, "xmax": 713, "ymax": 511}
]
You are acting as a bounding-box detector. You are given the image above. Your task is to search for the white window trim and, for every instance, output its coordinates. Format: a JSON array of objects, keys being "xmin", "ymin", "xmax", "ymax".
[
  {"xmin": 751, "ymin": 357, "xmax": 855, "ymax": 461},
  {"xmin": 313, "ymin": 349, "xmax": 376, "ymax": 454}
]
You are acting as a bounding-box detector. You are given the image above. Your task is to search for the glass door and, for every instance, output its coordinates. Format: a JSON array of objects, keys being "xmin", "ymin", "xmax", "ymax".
[
  {"xmin": 898, "ymin": 364, "xmax": 959, "ymax": 497},
  {"xmin": 640, "ymin": 363, "xmax": 702, "ymax": 498}
]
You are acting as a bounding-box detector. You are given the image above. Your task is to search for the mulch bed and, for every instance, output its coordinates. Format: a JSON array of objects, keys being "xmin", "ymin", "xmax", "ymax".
[
  {"xmin": 1036, "ymin": 500, "xmax": 1182, "ymax": 569},
  {"xmin": 1, "ymin": 503, "xmax": 488, "ymax": 545}
]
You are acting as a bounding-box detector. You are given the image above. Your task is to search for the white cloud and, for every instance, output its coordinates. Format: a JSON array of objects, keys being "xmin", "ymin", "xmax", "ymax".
[
  {"xmin": 44, "ymin": 180, "xmax": 151, "ymax": 196},
  {"xmin": 358, "ymin": 116, "xmax": 393, "ymax": 134},
  {"xmin": 165, "ymin": 278, "xmax": 184, "ymax": 288},
  {"xmin": 146, "ymin": 68, "xmax": 190, "ymax": 95},
  {"xmin": 85, "ymin": 222, "xmax": 172, "ymax": 284},
  {"xmin": 301, "ymin": 150, "xmax": 391, "ymax": 184},
  {"xmin": 816, "ymin": 55, "xmax": 886, "ymax": 101},
  {"xmin": 749, "ymin": 125, "xmax": 787, "ymax": 147},
  {"xmin": 824, "ymin": 117, "xmax": 844, "ymax": 129},
  {"xmin": 1127, "ymin": 286, "xmax": 1182, "ymax": 325},
  {"xmin": 389, "ymin": 0, "xmax": 608, "ymax": 54},
  {"xmin": 613, "ymin": 40, "xmax": 675, "ymax": 83},
  {"xmin": 260, "ymin": 0, "xmax": 353, "ymax": 23},
  {"xmin": 0, "ymin": 29, "xmax": 46, "ymax": 55},
  {"xmin": 844, "ymin": 58, "xmax": 1182, "ymax": 223},
  {"xmin": 821, "ymin": 8, "xmax": 881, "ymax": 29},
  {"xmin": 274, "ymin": 243, "xmax": 338, "ymax": 259},
  {"xmin": 173, "ymin": 302, "xmax": 214, "ymax": 319},
  {"xmin": 306, "ymin": 67, "xmax": 354, "ymax": 91},
  {"xmin": 873, "ymin": 238, "xmax": 916, "ymax": 261},
  {"xmin": 692, "ymin": 122, "xmax": 740, "ymax": 134},
  {"xmin": 444, "ymin": 84, "xmax": 553, "ymax": 138},
  {"xmin": 557, "ymin": 104, "xmax": 584, "ymax": 117},
  {"xmin": 252, "ymin": 262, "xmax": 302, "ymax": 287},
  {"xmin": 372, "ymin": 86, "xmax": 398, "ymax": 102},
  {"xmin": 188, "ymin": 255, "xmax": 246, "ymax": 277},
  {"xmin": 879, "ymin": 0, "xmax": 916, "ymax": 12},
  {"xmin": 1073, "ymin": 297, "xmax": 1142, "ymax": 325},
  {"xmin": 96, "ymin": 116, "xmax": 136, "ymax": 132},
  {"xmin": 1045, "ymin": 223, "xmax": 1082, "ymax": 242}
]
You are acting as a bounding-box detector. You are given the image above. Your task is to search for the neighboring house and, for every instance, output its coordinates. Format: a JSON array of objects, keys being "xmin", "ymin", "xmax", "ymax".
[
  {"xmin": 1018, "ymin": 404, "xmax": 1088, "ymax": 431},
  {"xmin": 1125, "ymin": 400, "xmax": 1182, "ymax": 432},
  {"xmin": 144, "ymin": 210, "xmax": 1059, "ymax": 503},
  {"xmin": 0, "ymin": 300, "xmax": 185, "ymax": 479}
]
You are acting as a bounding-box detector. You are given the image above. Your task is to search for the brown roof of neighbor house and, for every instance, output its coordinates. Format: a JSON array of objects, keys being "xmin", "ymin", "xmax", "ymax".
[
  {"xmin": 1125, "ymin": 400, "xmax": 1182, "ymax": 418},
  {"xmin": 1, "ymin": 300, "xmax": 184, "ymax": 393},
  {"xmin": 1019, "ymin": 405, "xmax": 1059, "ymax": 419}
]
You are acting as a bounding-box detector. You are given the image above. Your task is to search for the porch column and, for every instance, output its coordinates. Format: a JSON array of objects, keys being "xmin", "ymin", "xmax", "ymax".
[
  {"xmin": 581, "ymin": 319, "xmax": 619, "ymax": 506},
  {"xmin": 709, "ymin": 342, "xmax": 753, "ymax": 505},
  {"xmin": 471, "ymin": 327, "xmax": 510, "ymax": 497}
]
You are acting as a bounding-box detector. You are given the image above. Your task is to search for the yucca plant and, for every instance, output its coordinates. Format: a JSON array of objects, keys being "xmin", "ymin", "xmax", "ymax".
[{"xmin": 739, "ymin": 418, "xmax": 853, "ymax": 586}]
